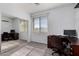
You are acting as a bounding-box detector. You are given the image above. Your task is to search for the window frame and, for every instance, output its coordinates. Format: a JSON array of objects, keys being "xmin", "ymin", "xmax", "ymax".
[
  {"xmin": 20, "ymin": 20, "xmax": 28, "ymax": 33},
  {"xmin": 33, "ymin": 16, "xmax": 48, "ymax": 33}
]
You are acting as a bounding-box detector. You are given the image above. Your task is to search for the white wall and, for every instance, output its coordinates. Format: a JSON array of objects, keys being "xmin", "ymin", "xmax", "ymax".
[
  {"xmin": 1, "ymin": 16, "xmax": 14, "ymax": 34},
  {"xmin": 48, "ymin": 4, "xmax": 75, "ymax": 35},
  {"xmin": 31, "ymin": 4, "xmax": 76, "ymax": 44},
  {"xmin": 12, "ymin": 18, "xmax": 20, "ymax": 33},
  {"xmin": 0, "ymin": 12, "xmax": 1, "ymax": 52},
  {"xmin": 75, "ymin": 8, "xmax": 79, "ymax": 38}
]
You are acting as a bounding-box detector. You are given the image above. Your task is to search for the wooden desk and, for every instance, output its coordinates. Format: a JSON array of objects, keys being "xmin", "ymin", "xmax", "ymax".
[
  {"xmin": 71, "ymin": 40, "xmax": 79, "ymax": 56},
  {"xmin": 48, "ymin": 35, "xmax": 79, "ymax": 56}
]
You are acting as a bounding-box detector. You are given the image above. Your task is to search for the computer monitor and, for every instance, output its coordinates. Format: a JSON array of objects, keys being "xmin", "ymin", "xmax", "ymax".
[
  {"xmin": 10, "ymin": 30, "xmax": 15, "ymax": 33},
  {"xmin": 64, "ymin": 30, "xmax": 77, "ymax": 37}
]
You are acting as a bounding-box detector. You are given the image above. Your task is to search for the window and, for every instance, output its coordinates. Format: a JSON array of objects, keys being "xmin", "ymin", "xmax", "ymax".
[
  {"xmin": 20, "ymin": 20, "xmax": 28, "ymax": 32},
  {"xmin": 33, "ymin": 17, "xmax": 40, "ymax": 32},
  {"xmin": 33, "ymin": 16, "xmax": 48, "ymax": 32},
  {"xmin": 40, "ymin": 16, "xmax": 48, "ymax": 32}
]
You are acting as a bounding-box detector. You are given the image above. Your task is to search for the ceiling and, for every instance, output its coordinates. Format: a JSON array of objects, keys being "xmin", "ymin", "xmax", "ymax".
[
  {"xmin": 17, "ymin": 3, "xmax": 67, "ymax": 13},
  {"xmin": 0, "ymin": 3, "xmax": 69, "ymax": 13}
]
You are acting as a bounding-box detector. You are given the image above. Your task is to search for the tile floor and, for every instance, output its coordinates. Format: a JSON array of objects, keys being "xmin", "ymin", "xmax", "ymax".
[
  {"xmin": 0, "ymin": 40, "xmax": 56, "ymax": 56},
  {"xmin": 1, "ymin": 40, "xmax": 20, "ymax": 52}
]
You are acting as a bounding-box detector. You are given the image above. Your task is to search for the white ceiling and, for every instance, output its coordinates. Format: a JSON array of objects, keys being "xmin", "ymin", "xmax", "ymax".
[
  {"xmin": 16, "ymin": 3, "xmax": 67, "ymax": 13},
  {"xmin": 0, "ymin": 3, "xmax": 68, "ymax": 13}
]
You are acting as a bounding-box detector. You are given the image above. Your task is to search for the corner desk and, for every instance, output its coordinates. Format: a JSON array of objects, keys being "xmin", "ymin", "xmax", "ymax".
[{"xmin": 48, "ymin": 35, "xmax": 79, "ymax": 56}]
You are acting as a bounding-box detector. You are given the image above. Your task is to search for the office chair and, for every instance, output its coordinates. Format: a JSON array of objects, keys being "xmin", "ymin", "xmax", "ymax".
[
  {"xmin": 52, "ymin": 38, "xmax": 72, "ymax": 56},
  {"xmin": 2, "ymin": 32, "xmax": 9, "ymax": 41}
]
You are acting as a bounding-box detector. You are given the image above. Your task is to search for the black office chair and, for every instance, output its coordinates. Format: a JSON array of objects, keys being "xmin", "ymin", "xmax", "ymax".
[
  {"xmin": 9, "ymin": 30, "xmax": 19, "ymax": 40},
  {"xmin": 2, "ymin": 32, "xmax": 9, "ymax": 41},
  {"xmin": 52, "ymin": 38, "xmax": 72, "ymax": 56}
]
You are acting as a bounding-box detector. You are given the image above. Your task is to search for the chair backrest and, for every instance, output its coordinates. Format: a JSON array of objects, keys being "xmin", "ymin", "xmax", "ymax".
[
  {"xmin": 61, "ymin": 38, "xmax": 72, "ymax": 55},
  {"xmin": 2, "ymin": 32, "xmax": 8, "ymax": 37},
  {"xmin": 51, "ymin": 36, "xmax": 63, "ymax": 49},
  {"xmin": 61, "ymin": 38, "xmax": 71, "ymax": 47}
]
